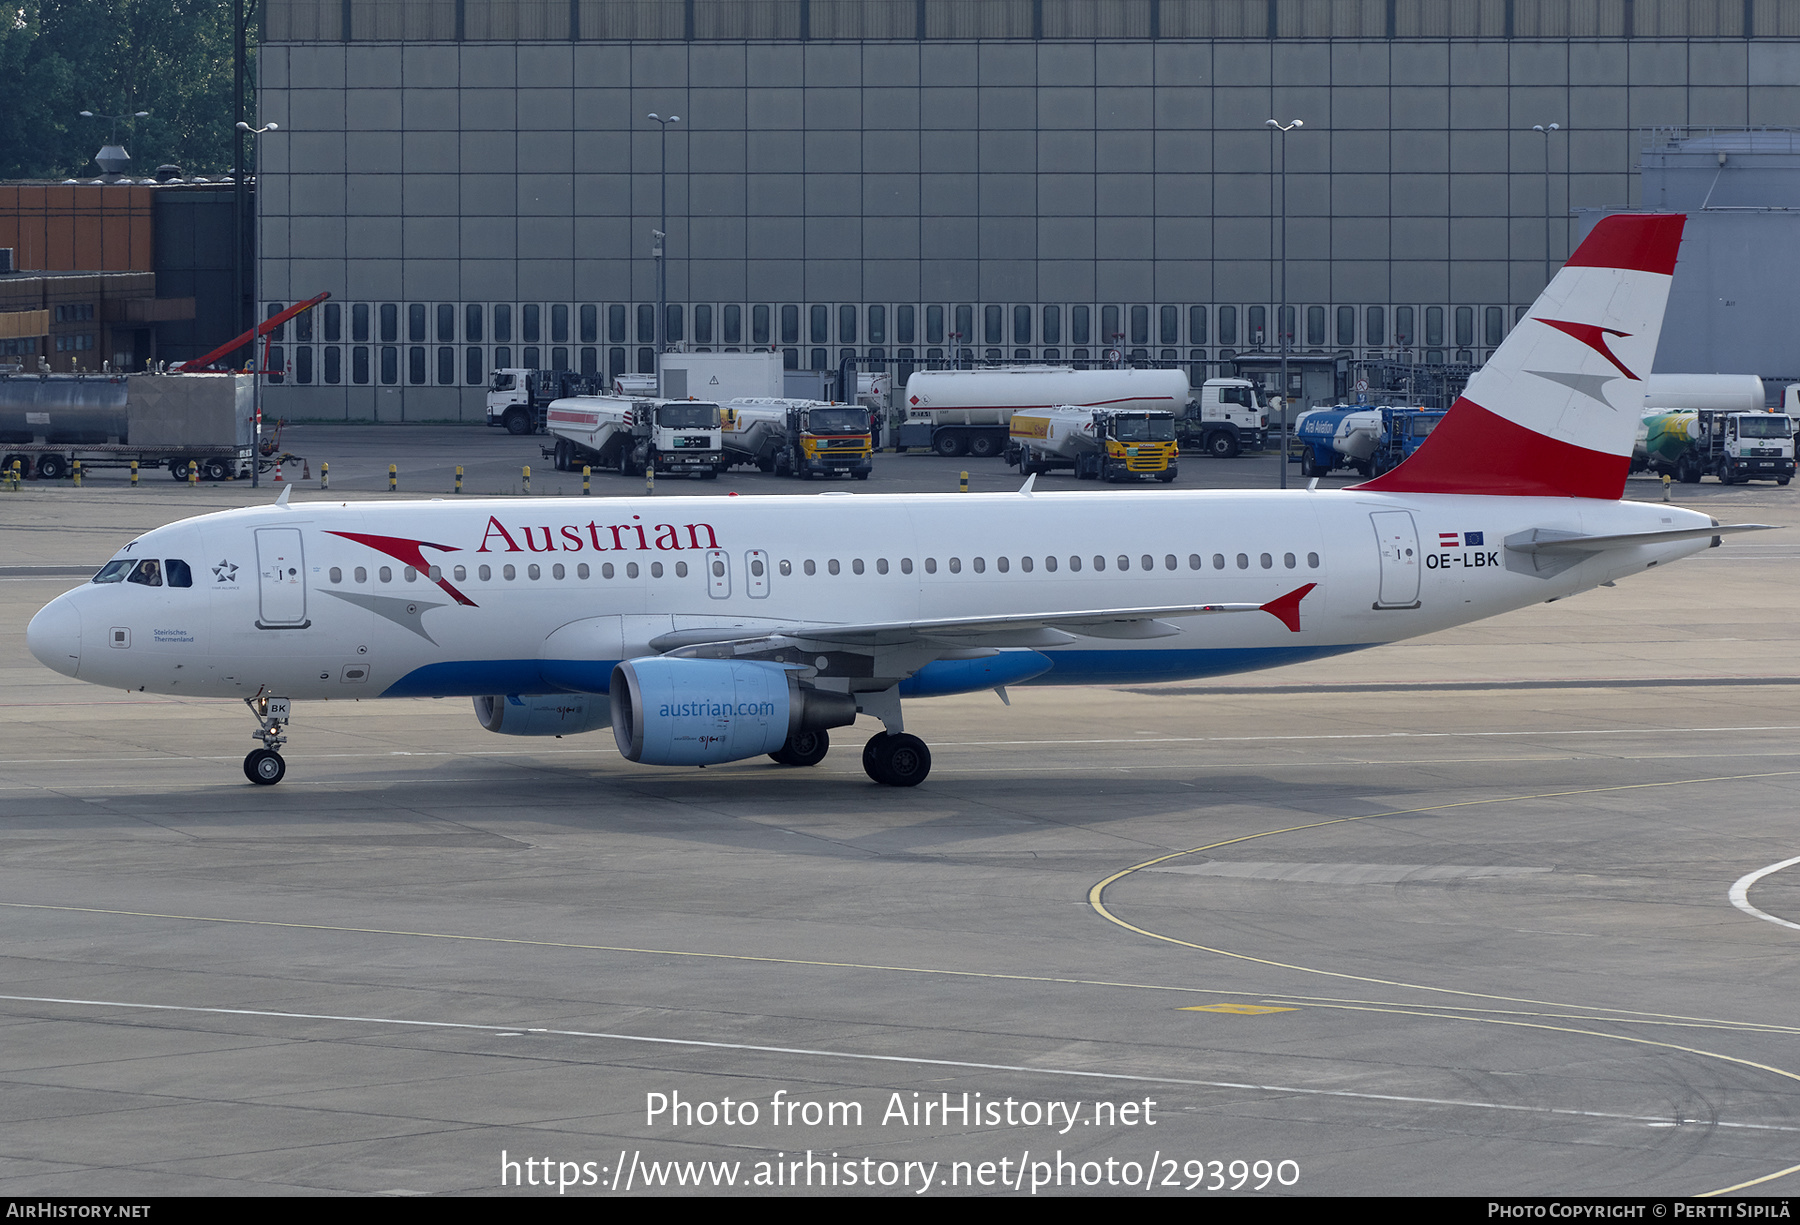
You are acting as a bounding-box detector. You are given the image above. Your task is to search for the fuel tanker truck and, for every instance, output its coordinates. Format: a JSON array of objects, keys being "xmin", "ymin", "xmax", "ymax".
[
  {"xmin": 1005, "ymin": 405, "xmax": 1179, "ymax": 482},
  {"xmin": 720, "ymin": 398, "xmax": 873, "ymax": 479},
  {"xmin": 897, "ymin": 366, "xmax": 1189, "ymax": 458},
  {"xmin": 544, "ymin": 396, "xmax": 725, "ymax": 479}
]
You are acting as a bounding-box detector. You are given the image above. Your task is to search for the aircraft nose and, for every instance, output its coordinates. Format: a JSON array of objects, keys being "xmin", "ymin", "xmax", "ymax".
[{"xmin": 27, "ymin": 594, "xmax": 81, "ymax": 678}]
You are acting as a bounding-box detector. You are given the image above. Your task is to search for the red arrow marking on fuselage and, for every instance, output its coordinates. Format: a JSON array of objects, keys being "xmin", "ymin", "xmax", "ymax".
[
  {"xmin": 326, "ymin": 531, "xmax": 478, "ymax": 607},
  {"xmin": 1259, "ymin": 583, "xmax": 1317, "ymax": 633},
  {"xmin": 1534, "ymin": 318, "xmax": 1640, "ymax": 381}
]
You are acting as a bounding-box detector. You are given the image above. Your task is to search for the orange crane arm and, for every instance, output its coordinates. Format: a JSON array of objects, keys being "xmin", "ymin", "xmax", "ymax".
[{"xmin": 173, "ymin": 291, "xmax": 331, "ymax": 373}]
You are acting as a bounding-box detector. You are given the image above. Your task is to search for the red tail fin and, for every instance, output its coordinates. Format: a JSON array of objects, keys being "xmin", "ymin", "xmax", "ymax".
[{"xmin": 1356, "ymin": 213, "xmax": 1685, "ymax": 499}]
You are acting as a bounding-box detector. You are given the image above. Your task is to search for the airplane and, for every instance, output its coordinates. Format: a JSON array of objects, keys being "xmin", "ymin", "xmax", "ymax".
[{"xmin": 26, "ymin": 213, "xmax": 1770, "ymax": 789}]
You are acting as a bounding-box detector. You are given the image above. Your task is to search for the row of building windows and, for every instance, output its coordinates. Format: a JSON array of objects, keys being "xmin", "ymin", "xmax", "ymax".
[
  {"xmin": 54, "ymin": 334, "xmax": 96, "ymax": 353},
  {"xmin": 325, "ymin": 549, "xmax": 1323, "ymax": 586},
  {"xmin": 265, "ymin": 338, "xmax": 1499, "ymax": 387},
  {"xmin": 53, "ymin": 304, "xmax": 94, "ymax": 323},
  {"xmin": 267, "ymin": 300, "xmax": 1520, "ymax": 351}
]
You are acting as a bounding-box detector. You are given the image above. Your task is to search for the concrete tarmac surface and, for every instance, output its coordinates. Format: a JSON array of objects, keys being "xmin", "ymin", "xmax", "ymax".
[{"xmin": 2, "ymin": 434, "xmax": 1798, "ymax": 1196}]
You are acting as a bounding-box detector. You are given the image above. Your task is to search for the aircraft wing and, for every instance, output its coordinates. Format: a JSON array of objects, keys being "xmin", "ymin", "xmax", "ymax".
[{"xmin": 653, "ymin": 584, "xmax": 1317, "ymax": 657}]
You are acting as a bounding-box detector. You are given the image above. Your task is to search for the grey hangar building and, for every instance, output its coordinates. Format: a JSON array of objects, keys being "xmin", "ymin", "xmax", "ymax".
[{"xmin": 253, "ymin": 0, "xmax": 1800, "ymax": 421}]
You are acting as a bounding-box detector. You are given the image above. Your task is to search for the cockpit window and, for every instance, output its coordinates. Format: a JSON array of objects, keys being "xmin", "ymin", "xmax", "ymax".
[
  {"xmin": 166, "ymin": 559, "xmax": 193, "ymax": 588},
  {"xmin": 126, "ymin": 559, "xmax": 163, "ymax": 587},
  {"xmin": 92, "ymin": 560, "xmax": 130, "ymax": 584}
]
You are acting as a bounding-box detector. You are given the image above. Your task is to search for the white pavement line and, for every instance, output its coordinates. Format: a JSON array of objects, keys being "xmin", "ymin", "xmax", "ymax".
[
  {"xmin": 0, "ymin": 992, "xmax": 1793, "ymax": 1133},
  {"xmin": 1729, "ymin": 855, "xmax": 1800, "ymax": 934}
]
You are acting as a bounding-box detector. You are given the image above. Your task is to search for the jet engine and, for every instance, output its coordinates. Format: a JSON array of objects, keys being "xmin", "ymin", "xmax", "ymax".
[
  {"xmin": 473, "ymin": 693, "xmax": 612, "ymax": 736},
  {"xmin": 610, "ymin": 657, "xmax": 857, "ymax": 766}
]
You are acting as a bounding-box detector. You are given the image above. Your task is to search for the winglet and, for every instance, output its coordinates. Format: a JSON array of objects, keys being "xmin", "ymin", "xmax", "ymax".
[
  {"xmin": 1260, "ymin": 583, "xmax": 1316, "ymax": 633},
  {"xmin": 275, "ymin": 485, "xmax": 292, "ymax": 507},
  {"xmin": 1018, "ymin": 473, "xmax": 1037, "ymax": 495}
]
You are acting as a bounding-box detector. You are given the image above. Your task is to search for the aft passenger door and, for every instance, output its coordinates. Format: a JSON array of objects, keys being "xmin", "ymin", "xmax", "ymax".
[{"xmin": 1370, "ymin": 511, "xmax": 1421, "ymax": 610}]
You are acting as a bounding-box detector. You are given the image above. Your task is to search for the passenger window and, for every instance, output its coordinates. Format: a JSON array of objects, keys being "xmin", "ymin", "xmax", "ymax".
[
  {"xmin": 1235, "ymin": 554, "xmax": 1248, "ymax": 569},
  {"xmin": 1188, "ymin": 555, "xmax": 1201, "ymax": 570},
  {"xmin": 503, "ymin": 564, "xmax": 516, "ymax": 580},
  {"xmin": 166, "ymin": 560, "xmax": 193, "ymax": 588},
  {"xmin": 1093, "ymin": 556, "xmax": 1105, "ymax": 571},
  {"xmin": 1045, "ymin": 555, "xmax": 1057, "ymax": 572},
  {"xmin": 949, "ymin": 558, "xmax": 962, "ymax": 574},
  {"xmin": 1260, "ymin": 553, "xmax": 1272, "ymax": 569},
  {"xmin": 1308, "ymin": 552, "xmax": 1320, "ymax": 568},
  {"xmin": 1069, "ymin": 556, "xmax": 1081, "ymax": 572},
  {"xmin": 750, "ymin": 559, "xmax": 764, "ymax": 577},
  {"xmin": 779, "ymin": 560, "xmax": 792, "ymax": 575},
  {"xmin": 380, "ymin": 566, "xmax": 393, "ymax": 582},
  {"xmin": 626, "ymin": 562, "xmax": 640, "ymax": 578},
  {"xmin": 925, "ymin": 558, "xmax": 937, "ymax": 574},
  {"xmin": 1284, "ymin": 553, "xmax": 1296, "ymax": 569},
  {"xmin": 675, "ymin": 561, "xmax": 687, "ymax": 578},
  {"xmin": 577, "ymin": 563, "xmax": 590, "ymax": 578},
  {"xmin": 1141, "ymin": 555, "xmax": 1153, "ymax": 570},
  {"xmin": 329, "ymin": 567, "xmax": 342, "ymax": 583},
  {"xmin": 477, "ymin": 565, "xmax": 490, "ymax": 580},
  {"xmin": 876, "ymin": 558, "xmax": 888, "ymax": 574},
  {"xmin": 805, "ymin": 560, "xmax": 817, "ymax": 575},
  {"xmin": 404, "ymin": 567, "xmax": 417, "ymax": 582},
  {"xmin": 529, "ymin": 564, "xmax": 542, "ymax": 580},
  {"xmin": 1118, "ymin": 555, "xmax": 1129, "ymax": 570},
  {"xmin": 602, "ymin": 563, "xmax": 616, "ymax": 578},
  {"xmin": 127, "ymin": 559, "xmax": 162, "ymax": 586},
  {"xmin": 453, "ymin": 565, "xmax": 466, "ymax": 580},
  {"xmin": 553, "ymin": 563, "xmax": 566, "ymax": 579},
  {"xmin": 852, "ymin": 559, "xmax": 864, "ymax": 575},
  {"xmin": 972, "ymin": 558, "xmax": 985, "ymax": 574},
  {"xmin": 357, "ymin": 566, "xmax": 369, "ymax": 583},
  {"xmin": 650, "ymin": 562, "xmax": 663, "ymax": 578},
  {"xmin": 1212, "ymin": 554, "xmax": 1225, "ymax": 569},
  {"xmin": 996, "ymin": 557, "xmax": 1008, "ymax": 573},
  {"xmin": 900, "ymin": 558, "xmax": 913, "ymax": 574},
  {"xmin": 428, "ymin": 565, "xmax": 441, "ymax": 581},
  {"xmin": 1020, "ymin": 556, "xmax": 1033, "ymax": 572},
  {"xmin": 829, "ymin": 560, "xmax": 840, "ymax": 575},
  {"xmin": 1164, "ymin": 555, "xmax": 1176, "ymax": 571}
]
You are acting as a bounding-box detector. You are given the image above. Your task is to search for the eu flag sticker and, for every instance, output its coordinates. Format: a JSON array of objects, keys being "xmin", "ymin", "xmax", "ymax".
[{"xmin": 1464, "ymin": 531, "xmax": 1484, "ymax": 546}]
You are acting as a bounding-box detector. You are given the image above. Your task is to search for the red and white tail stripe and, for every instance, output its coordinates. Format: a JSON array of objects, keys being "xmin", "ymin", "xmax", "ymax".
[{"xmin": 1358, "ymin": 213, "xmax": 1685, "ymax": 500}]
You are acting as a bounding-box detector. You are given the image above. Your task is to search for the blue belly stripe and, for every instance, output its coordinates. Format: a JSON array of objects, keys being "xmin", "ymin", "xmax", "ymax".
[{"xmin": 382, "ymin": 644, "xmax": 1375, "ymax": 699}]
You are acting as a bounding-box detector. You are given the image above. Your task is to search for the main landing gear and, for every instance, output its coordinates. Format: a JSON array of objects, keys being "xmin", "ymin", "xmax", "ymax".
[
  {"xmin": 862, "ymin": 732, "xmax": 931, "ymax": 787},
  {"xmin": 244, "ymin": 695, "xmax": 291, "ymax": 785},
  {"xmin": 766, "ymin": 725, "xmax": 934, "ymax": 786}
]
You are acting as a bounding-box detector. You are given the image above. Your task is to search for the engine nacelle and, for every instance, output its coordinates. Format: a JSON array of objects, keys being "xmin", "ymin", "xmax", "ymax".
[
  {"xmin": 610, "ymin": 657, "xmax": 857, "ymax": 766},
  {"xmin": 473, "ymin": 694, "xmax": 612, "ymax": 737}
]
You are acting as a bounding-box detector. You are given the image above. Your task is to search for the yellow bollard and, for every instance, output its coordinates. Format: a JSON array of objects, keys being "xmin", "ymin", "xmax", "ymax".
[
  {"xmin": 645, "ymin": 464, "xmax": 655, "ymax": 496},
  {"xmin": 130, "ymin": 459, "xmax": 138, "ymax": 486},
  {"xmin": 523, "ymin": 464, "xmax": 531, "ymax": 495},
  {"xmin": 582, "ymin": 464, "xmax": 590, "ymax": 495},
  {"xmin": 72, "ymin": 459, "xmax": 81, "ymax": 487},
  {"xmin": 188, "ymin": 459, "xmax": 198, "ymax": 487},
  {"xmin": 959, "ymin": 469, "xmax": 969, "ymax": 492},
  {"xmin": 455, "ymin": 464, "xmax": 463, "ymax": 494},
  {"xmin": 1662, "ymin": 473, "xmax": 1672, "ymax": 502},
  {"xmin": 320, "ymin": 461, "xmax": 329, "ymax": 490},
  {"xmin": 388, "ymin": 463, "xmax": 397, "ymax": 492}
]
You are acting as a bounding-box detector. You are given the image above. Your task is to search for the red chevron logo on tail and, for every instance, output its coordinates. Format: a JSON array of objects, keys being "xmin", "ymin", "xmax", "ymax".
[{"xmin": 1534, "ymin": 318, "xmax": 1641, "ymax": 381}]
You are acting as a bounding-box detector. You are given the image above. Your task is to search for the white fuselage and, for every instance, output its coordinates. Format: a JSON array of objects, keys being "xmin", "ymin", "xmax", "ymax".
[{"xmin": 29, "ymin": 489, "xmax": 1713, "ymax": 703}]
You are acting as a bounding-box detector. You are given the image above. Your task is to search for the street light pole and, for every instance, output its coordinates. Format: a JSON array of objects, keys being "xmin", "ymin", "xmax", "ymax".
[
  {"xmin": 647, "ymin": 113, "xmax": 680, "ymax": 395},
  {"xmin": 237, "ymin": 119, "xmax": 280, "ymax": 488},
  {"xmin": 1532, "ymin": 123, "xmax": 1562, "ymax": 291},
  {"xmin": 1266, "ymin": 118, "xmax": 1303, "ymax": 489}
]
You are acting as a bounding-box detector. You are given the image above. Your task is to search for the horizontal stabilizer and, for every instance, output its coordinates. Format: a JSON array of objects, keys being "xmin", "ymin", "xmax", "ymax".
[{"xmin": 1505, "ymin": 523, "xmax": 1774, "ymax": 555}]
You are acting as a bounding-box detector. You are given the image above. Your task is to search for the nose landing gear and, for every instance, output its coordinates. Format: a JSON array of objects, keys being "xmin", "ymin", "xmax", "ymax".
[{"xmin": 244, "ymin": 695, "xmax": 291, "ymax": 785}]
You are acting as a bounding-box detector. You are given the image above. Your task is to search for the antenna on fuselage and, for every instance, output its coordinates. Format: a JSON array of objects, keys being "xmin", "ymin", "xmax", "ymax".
[
  {"xmin": 275, "ymin": 485, "xmax": 293, "ymax": 507},
  {"xmin": 1018, "ymin": 474, "xmax": 1037, "ymax": 495}
]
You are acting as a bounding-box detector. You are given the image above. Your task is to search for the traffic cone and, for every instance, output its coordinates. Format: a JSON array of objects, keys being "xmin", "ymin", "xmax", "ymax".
[
  {"xmin": 301, "ymin": 459, "xmax": 310, "ymax": 480},
  {"xmin": 273, "ymin": 461, "xmax": 283, "ymax": 483}
]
